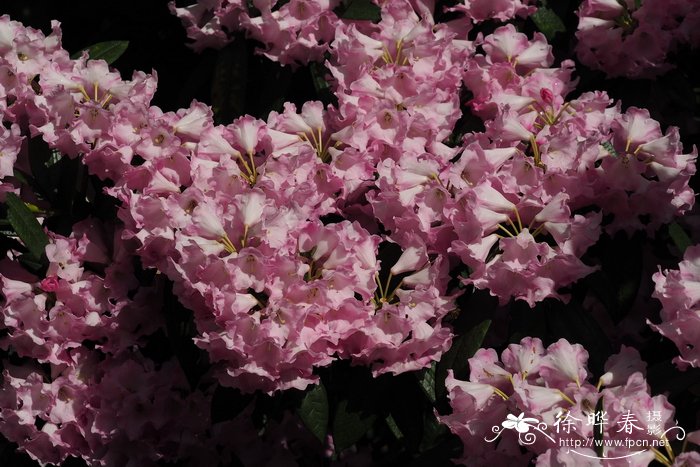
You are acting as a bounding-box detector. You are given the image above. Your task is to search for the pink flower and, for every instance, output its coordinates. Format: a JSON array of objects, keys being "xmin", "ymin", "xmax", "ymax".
[
  {"xmin": 39, "ymin": 276, "xmax": 60, "ymax": 293},
  {"xmin": 170, "ymin": 0, "xmax": 341, "ymax": 65},
  {"xmin": 481, "ymin": 24, "xmax": 553, "ymax": 72},
  {"xmin": 650, "ymin": 244, "xmax": 700, "ymax": 369},
  {"xmin": 449, "ymin": 0, "xmax": 536, "ymax": 22},
  {"xmin": 575, "ymin": 0, "xmax": 696, "ymax": 78},
  {"xmin": 441, "ymin": 338, "xmax": 682, "ymax": 465}
]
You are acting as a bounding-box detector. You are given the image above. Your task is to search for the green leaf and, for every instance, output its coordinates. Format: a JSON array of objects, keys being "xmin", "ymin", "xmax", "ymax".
[
  {"xmin": 299, "ymin": 383, "xmax": 329, "ymax": 442},
  {"xmin": 46, "ymin": 150, "xmax": 62, "ymax": 168},
  {"xmin": 601, "ymin": 141, "xmax": 620, "ymax": 158},
  {"xmin": 12, "ymin": 169, "xmax": 29, "ymax": 186},
  {"xmin": 72, "ymin": 41, "xmax": 129, "ymax": 64},
  {"xmin": 669, "ymin": 222, "xmax": 691, "ymax": 255},
  {"xmin": 27, "ymin": 137, "xmax": 58, "ymax": 204},
  {"xmin": 333, "ymin": 399, "xmax": 377, "ymax": 452},
  {"xmin": 310, "ymin": 62, "xmax": 330, "ymax": 95},
  {"xmin": 531, "ymin": 7, "xmax": 566, "ymax": 41},
  {"xmin": 436, "ymin": 320, "xmax": 491, "ymax": 400},
  {"xmin": 18, "ymin": 254, "xmax": 45, "ymax": 274},
  {"xmin": 385, "ymin": 414, "xmax": 404, "ymax": 440},
  {"xmin": 340, "ymin": 0, "xmax": 381, "ymax": 21},
  {"xmin": 419, "ymin": 411, "xmax": 448, "ymax": 452},
  {"xmin": 594, "ymin": 396, "xmax": 605, "ymax": 458},
  {"xmin": 416, "ymin": 362, "xmax": 437, "ymax": 404},
  {"xmin": 4, "ymin": 193, "xmax": 49, "ymax": 261}
]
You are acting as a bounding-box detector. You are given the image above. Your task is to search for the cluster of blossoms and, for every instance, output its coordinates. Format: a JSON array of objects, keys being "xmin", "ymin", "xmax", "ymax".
[
  {"xmin": 0, "ymin": 0, "xmax": 697, "ymax": 392},
  {"xmin": 448, "ymin": 0, "xmax": 535, "ymax": 22},
  {"xmin": 0, "ymin": 219, "xmax": 211, "ymax": 465},
  {"xmin": 0, "ymin": 220, "xmax": 161, "ymax": 360},
  {"xmin": 171, "ymin": 0, "xmax": 698, "ymax": 308},
  {"xmin": 576, "ymin": 0, "xmax": 700, "ymax": 78},
  {"xmin": 0, "ymin": 218, "xmax": 377, "ymax": 466},
  {"xmin": 113, "ymin": 105, "xmax": 456, "ymax": 392},
  {"xmin": 0, "ymin": 350, "xmax": 215, "ymax": 466},
  {"xmin": 324, "ymin": 0, "xmax": 470, "ymax": 253},
  {"xmin": 169, "ymin": 0, "xmax": 341, "ymax": 64},
  {"xmin": 440, "ymin": 338, "xmax": 698, "ymax": 466},
  {"xmin": 450, "ymin": 24, "xmax": 695, "ymax": 304},
  {"xmin": 0, "ymin": 15, "xmax": 158, "ymax": 182},
  {"xmin": 651, "ymin": 245, "xmax": 700, "ymax": 370},
  {"xmin": 0, "ymin": 9, "xmax": 458, "ymax": 398},
  {"xmin": 169, "ymin": 0, "xmax": 538, "ymax": 65},
  {"xmin": 0, "ymin": 123, "xmax": 21, "ymax": 194}
]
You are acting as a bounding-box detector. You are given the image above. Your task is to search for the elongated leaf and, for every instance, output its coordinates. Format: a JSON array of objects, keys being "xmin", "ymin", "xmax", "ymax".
[
  {"xmin": 12, "ymin": 169, "xmax": 29, "ymax": 186},
  {"xmin": 72, "ymin": 41, "xmax": 129, "ymax": 64},
  {"xmin": 531, "ymin": 7, "xmax": 566, "ymax": 40},
  {"xmin": 340, "ymin": 0, "xmax": 381, "ymax": 21},
  {"xmin": 416, "ymin": 362, "xmax": 436, "ymax": 404},
  {"xmin": 46, "ymin": 150, "xmax": 62, "ymax": 168},
  {"xmin": 310, "ymin": 62, "xmax": 330, "ymax": 95},
  {"xmin": 333, "ymin": 399, "xmax": 376, "ymax": 452},
  {"xmin": 4, "ymin": 193, "xmax": 48, "ymax": 261},
  {"xmin": 594, "ymin": 396, "xmax": 605, "ymax": 458},
  {"xmin": 385, "ymin": 414, "xmax": 404, "ymax": 440},
  {"xmin": 18, "ymin": 254, "xmax": 45, "ymax": 274},
  {"xmin": 27, "ymin": 137, "xmax": 60, "ymax": 204},
  {"xmin": 299, "ymin": 383, "xmax": 329, "ymax": 442},
  {"xmin": 436, "ymin": 320, "xmax": 491, "ymax": 400},
  {"xmin": 419, "ymin": 411, "xmax": 448, "ymax": 453},
  {"xmin": 669, "ymin": 222, "xmax": 691, "ymax": 254},
  {"xmin": 309, "ymin": 62, "xmax": 336, "ymax": 106}
]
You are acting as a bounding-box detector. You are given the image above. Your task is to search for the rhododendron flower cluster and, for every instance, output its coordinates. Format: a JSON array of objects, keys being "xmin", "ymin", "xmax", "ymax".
[
  {"xmin": 169, "ymin": 0, "xmax": 537, "ymax": 65},
  {"xmin": 576, "ymin": 0, "xmax": 700, "ymax": 78},
  {"xmin": 166, "ymin": 0, "xmax": 696, "ymax": 316},
  {"xmin": 440, "ymin": 338, "xmax": 691, "ymax": 466},
  {"xmin": 449, "ymin": 0, "xmax": 535, "ymax": 23},
  {"xmin": 651, "ymin": 244, "xmax": 700, "ymax": 370},
  {"xmin": 169, "ymin": 0, "xmax": 341, "ymax": 64},
  {"xmin": 0, "ymin": 220, "xmax": 211, "ymax": 465},
  {"xmin": 0, "ymin": 352, "xmax": 212, "ymax": 466},
  {"xmin": 113, "ymin": 107, "xmax": 456, "ymax": 392},
  {"xmin": 325, "ymin": 0, "xmax": 470, "ymax": 250},
  {"xmin": 1, "ymin": 8, "xmax": 459, "ymax": 398},
  {"xmin": 0, "ymin": 220, "xmax": 160, "ymax": 361},
  {"xmin": 451, "ymin": 24, "xmax": 695, "ymax": 304},
  {"xmin": 0, "ymin": 123, "xmax": 21, "ymax": 193}
]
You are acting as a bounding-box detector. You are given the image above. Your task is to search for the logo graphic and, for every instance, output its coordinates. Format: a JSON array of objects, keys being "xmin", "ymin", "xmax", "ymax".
[
  {"xmin": 485, "ymin": 412, "xmax": 555, "ymax": 445},
  {"xmin": 484, "ymin": 410, "xmax": 687, "ymax": 461}
]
